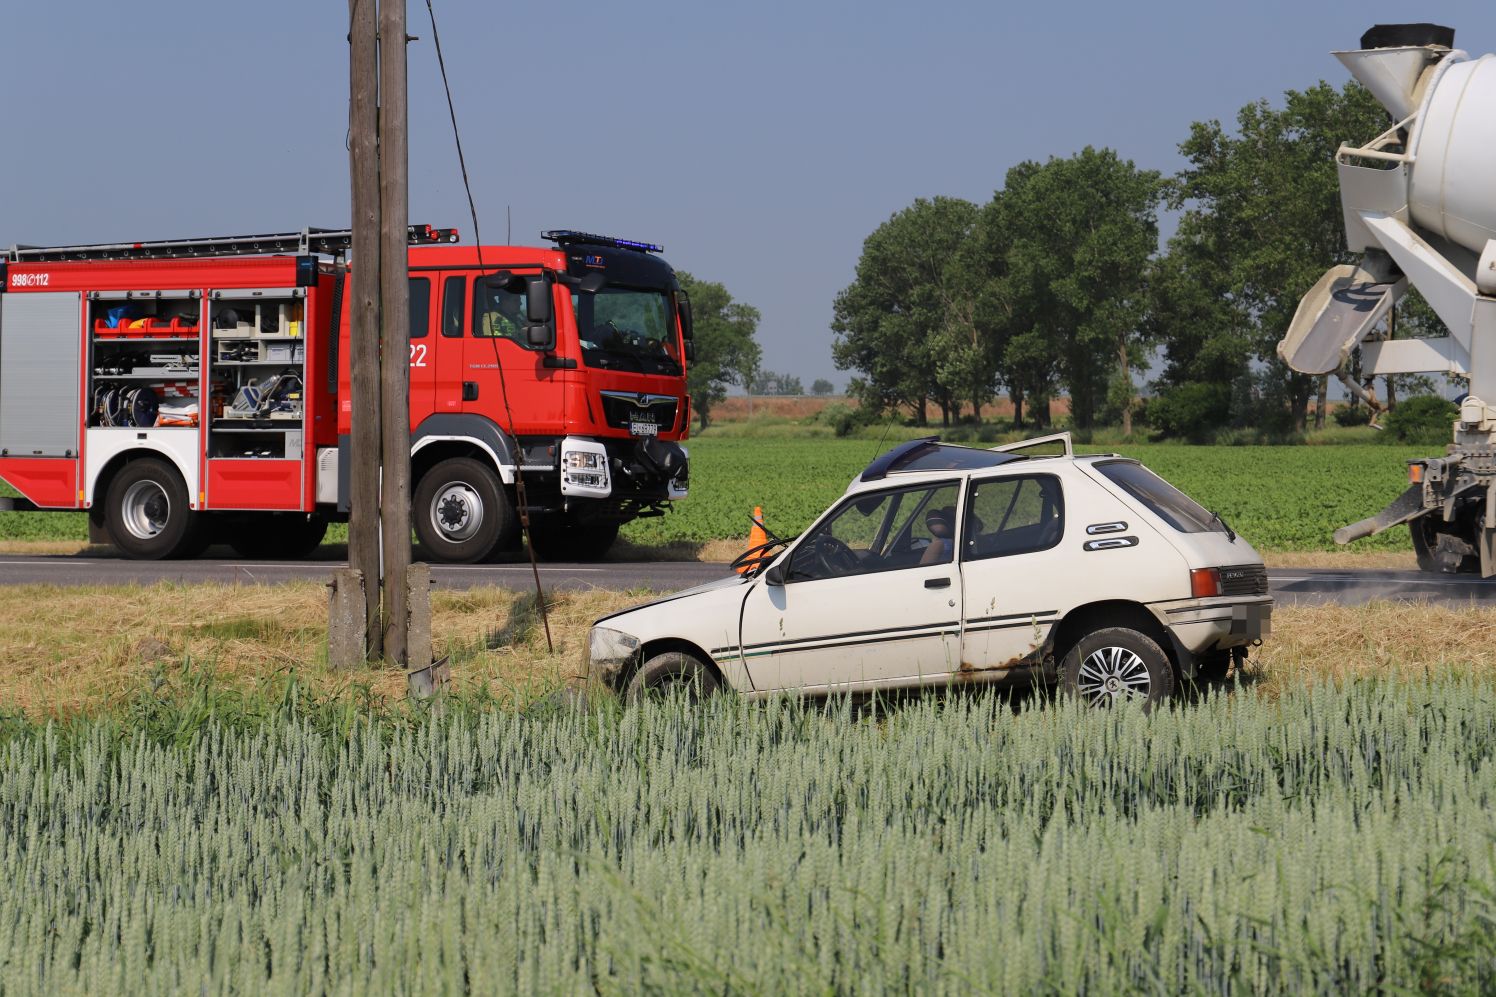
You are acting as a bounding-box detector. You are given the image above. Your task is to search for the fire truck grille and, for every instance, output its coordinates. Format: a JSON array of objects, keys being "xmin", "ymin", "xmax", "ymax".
[
  {"xmin": 599, "ymin": 392, "xmax": 678, "ymax": 432},
  {"xmin": 1218, "ymin": 564, "xmax": 1268, "ymax": 596}
]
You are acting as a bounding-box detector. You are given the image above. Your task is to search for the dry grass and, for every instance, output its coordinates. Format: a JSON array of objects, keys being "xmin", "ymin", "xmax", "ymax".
[
  {"xmin": 1262, "ymin": 550, "xmax": 1418, "ymax": 570},
  {"xmin": 1248, "ymin": 601, "xmax": 1496, "ymax": 695},
  {"xmin": 0, "ymin": 582, "xmax": 640, "ymax": 719},
  {"xmin": 0, "ymin": 541, "xmax": 100, "ymax": 556},
  {"xmin": 4, "ymin": 581, "xmax": 1496, "ymax": 719}
]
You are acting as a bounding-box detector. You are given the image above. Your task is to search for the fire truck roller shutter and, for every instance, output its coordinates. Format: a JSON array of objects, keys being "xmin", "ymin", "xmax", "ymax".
[{"xmin": 0, "ymin": 292, "xmax": 83, "ymax": 459}]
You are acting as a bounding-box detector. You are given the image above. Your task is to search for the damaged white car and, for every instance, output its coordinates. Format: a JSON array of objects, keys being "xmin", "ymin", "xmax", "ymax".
[{"xmin": 589, "ymin": 434, "xmax": 1272, "ymax": 707}]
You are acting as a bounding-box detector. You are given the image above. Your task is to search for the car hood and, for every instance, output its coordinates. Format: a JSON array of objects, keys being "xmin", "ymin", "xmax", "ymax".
[{"xmin": 593, "ymin": 572, "xmax": 748, "ymax": 628}]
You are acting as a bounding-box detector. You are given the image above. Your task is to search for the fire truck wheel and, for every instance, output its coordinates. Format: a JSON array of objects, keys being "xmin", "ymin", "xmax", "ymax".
[
  {"xmin": 527, "ymin": 516, "xmax": 620, "ymax": 562},
  {"xmin": 414, "ymin": 457, "xmax": 516, "ymax": 564},
  {"xmin": 104, "ymin": 459, "xmax": 198, "ymax": 560},
  {"xmin": 228, "ymin": 514, "xmax": 329, "ymax": 560}
]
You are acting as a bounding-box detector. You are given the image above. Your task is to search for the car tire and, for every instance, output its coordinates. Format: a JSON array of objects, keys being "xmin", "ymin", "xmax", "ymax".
[
  {"xmin": 104, "ymin": 458, "xmax": 199, "ymax": 560},
  {"xmin": 626, "ymin": 650, "xmax": 720, "ymax": 703},
  {"xmin": 1061, "ymin": 626, "xmax": 1175, "ymax": 709},
  {"xmin": 413, "ymin": 457, "xmax": 517, "ymax": 564},
  {"xmin": 228, "ymin": 513, "xmax": 329, "ymax": 559},
  {"xmin": 528, "ymin": 515, "xmax": 619, "ymax": 562}
]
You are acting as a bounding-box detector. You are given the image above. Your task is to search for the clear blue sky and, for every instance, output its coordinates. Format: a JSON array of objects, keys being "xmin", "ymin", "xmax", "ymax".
[{"xmin": 3, "ymin": 2, "xmax": 1492, "ymax": 391}]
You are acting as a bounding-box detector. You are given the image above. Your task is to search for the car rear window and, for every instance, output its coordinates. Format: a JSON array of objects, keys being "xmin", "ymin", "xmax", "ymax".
[{"xmin": 1094, "ymin": 460, "xmax": 1218, "ymax": 534}]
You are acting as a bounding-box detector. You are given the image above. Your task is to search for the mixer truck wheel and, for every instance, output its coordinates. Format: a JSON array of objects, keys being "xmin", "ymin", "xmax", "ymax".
[{"xmin": 413, "ymin": 457, "xmax": 518, "ymax": 564}]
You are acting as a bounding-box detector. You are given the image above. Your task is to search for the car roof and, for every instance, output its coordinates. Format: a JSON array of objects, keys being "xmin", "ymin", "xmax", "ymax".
[{"xmin": 849, "ymin": 433, "xmax": 1135, "ymax": 494}]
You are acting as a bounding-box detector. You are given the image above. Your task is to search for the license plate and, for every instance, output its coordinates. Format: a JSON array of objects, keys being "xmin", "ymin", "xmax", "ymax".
[{"xmin": 629, "ymin": 420, "xmax": 659, "ymax": 437}]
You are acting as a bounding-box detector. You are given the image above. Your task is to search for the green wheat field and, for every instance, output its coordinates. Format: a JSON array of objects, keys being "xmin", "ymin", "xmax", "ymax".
[{"xmin": 3, "ymin": 680, "xmax": 1495, "ymax": 991}]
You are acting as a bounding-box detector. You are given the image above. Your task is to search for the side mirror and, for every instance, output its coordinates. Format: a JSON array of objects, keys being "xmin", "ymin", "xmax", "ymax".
[
  {"xmin": 676, "ymin": 290, "xmax": 694, "ymax": 340},
  {"xmin": 525, "ymin": 276, "xmax": 553, "ymax": 323},
  {"xmin": 683, "ymin": 340, "xmax": 696, "ymax": 363},
  {"xmin": 526, "ymin": 324, "xmax": 555, "ymax": 350},
  {"xmin": 764, "ymin": 561, "xmax": 786, "ymax": 586}
]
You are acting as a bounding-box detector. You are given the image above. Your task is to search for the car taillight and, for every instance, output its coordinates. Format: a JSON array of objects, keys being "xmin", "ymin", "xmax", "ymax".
[{"xmin": 1190, "ymin": 568, "xmax": 1222, "ymax": 598}]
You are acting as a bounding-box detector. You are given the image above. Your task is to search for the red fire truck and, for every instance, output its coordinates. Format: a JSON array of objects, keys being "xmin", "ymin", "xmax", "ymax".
[{"xmin": 0, "ymin": 227, "xmax": 693, "ymax": 562}]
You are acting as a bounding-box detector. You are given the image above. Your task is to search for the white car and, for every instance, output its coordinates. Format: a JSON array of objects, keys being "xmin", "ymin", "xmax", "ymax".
[{"xmin": 589, "ymin": 434, "xmax": 1272, "ymax": 707}]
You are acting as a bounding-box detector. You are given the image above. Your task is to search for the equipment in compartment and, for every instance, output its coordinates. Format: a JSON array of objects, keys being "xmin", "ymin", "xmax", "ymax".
[
  {"xmin": 223, "ymin": 370, "xmax": 304, "ymax": 420},
  {"xmin": 92, "ymin": 384, "xmax": 161, "ymax": 427},
  {"xmin": 88, "ymin": 296, "xmax": 202, "ymax": 428}
]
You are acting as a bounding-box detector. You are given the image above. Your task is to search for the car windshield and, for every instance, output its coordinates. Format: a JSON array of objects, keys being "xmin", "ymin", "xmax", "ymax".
[
  {"xmin": 1094, "ymin": 460, "xmax": 1220, "ymax": 534},
  {"xmin": 573, "ymin": 286, "xmax": 681, "ymax": 376}
]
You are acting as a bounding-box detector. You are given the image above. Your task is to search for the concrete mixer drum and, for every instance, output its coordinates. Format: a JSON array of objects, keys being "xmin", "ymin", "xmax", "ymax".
[{"xmin": 1279, "ymin": 24, "xmax": 1496, "ymax": 575}]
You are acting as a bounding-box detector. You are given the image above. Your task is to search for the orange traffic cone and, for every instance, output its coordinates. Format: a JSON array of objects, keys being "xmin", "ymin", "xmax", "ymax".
[{"xmin": 737, "ymin": 506, "xmax": 768, "ymax": 574}]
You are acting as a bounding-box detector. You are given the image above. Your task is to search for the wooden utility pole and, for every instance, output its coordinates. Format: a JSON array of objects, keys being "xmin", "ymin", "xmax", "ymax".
[
  {"xmin": 347, "ymin": 0, "xmax": 383, "ymax": 659},
  {"xmin": 378, "ymin": 0, "xmax": 412, "ymax": 664}
]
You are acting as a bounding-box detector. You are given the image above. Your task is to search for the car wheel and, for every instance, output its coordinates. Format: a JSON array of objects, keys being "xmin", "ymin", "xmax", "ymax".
[
  {"xmin": 104, "ymin": 458, "xmax": 199, "ymax": 560},
  {"xmin": 413, "ymin": 457, "xmax": 516, "ymax": 564},
  {"xmin": 1062, "ymin": 626, "xmax": 1175, "ymax": 709},
  {"xmin": 228, "ymin": 514, "xmax": 329, "ymax": 559},
  {"xmin": 626, "ymin": 650, "xmax": 720, "ymax": 703}
]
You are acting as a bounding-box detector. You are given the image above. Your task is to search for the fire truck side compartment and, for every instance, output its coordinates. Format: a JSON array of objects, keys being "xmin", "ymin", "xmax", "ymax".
[{"xmin": 0, "ymin": 292, "xmax": 82, "ymax": 458}]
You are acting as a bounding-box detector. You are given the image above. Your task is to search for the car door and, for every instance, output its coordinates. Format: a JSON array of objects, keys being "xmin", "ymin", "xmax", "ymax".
[
  {"xmin": 738, "ymin": 480, "xmax": 962, "ymax": 693},
  {"xmin": 958, "ymin": 472, "xmax": 1067, "ymax": 675}
]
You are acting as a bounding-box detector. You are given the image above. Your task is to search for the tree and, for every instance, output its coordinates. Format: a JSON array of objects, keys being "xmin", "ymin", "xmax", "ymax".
[
  {"xmin": 832, "ymin": 197, "xmax": 981, "ymax": 426},
  {"xmin": 979, "ymin": 148, "xmax": 1163, "ymax": 431},
  {"xmin": 811, "ymin": 378, "xmax": 835, "ymax": 396},
  {"xmin": 1160, "ymin": 81, "xmax": 1391, "ymax": 432},
  {"xmin": 751, "ymin": 370, "xmax": 804, "ymax": 396},
  {"xmin": 675, "ymin": 271, "xmax": 761, "ymax": 430}
]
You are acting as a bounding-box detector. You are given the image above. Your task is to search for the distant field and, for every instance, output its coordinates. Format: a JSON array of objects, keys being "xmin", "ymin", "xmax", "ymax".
[
  {"xmin": 622, "ymin": 438, "xmax": 1428, "ymax": 552},
  {"xmin": 1, "ymin": 439, "xmax": 1426, "ymax": 552}
]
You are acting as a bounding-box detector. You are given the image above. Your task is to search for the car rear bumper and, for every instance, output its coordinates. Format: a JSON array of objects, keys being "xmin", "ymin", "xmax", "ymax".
[{"xmin": 1156, "ymin": 595, "xmax": 1273, "ymax": 655}]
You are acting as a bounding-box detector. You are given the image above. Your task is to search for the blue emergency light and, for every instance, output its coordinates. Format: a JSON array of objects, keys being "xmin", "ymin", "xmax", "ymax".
[{"xmin": 542, "ymin": 230, "xmax": 663, "ymax": 254}]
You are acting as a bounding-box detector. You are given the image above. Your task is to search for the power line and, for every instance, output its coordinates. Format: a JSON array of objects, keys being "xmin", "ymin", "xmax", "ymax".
[{"xmin": 423, "ymin": 0, "xmax": 552, "ymax": 652}]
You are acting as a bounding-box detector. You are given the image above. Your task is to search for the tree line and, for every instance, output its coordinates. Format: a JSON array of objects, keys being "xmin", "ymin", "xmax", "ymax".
[{"xmin": 830, "ymin": 80, "xmax": 1443, "ymax": 438}]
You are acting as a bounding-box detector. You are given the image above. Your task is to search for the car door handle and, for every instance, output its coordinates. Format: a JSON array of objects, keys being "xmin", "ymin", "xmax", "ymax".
[
  {"xmin": 462, "ymin": 381, "xmax": 479, "ymax": 401},
  {"xmin": 925, "ymin": 577, "xmax": 951, "ymax": 589}
]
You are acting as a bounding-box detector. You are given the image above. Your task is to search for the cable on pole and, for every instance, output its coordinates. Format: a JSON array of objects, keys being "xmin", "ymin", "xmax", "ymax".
[{"xmin": 423, "ymin": 0, "xmax": 553, "ymax": 653}]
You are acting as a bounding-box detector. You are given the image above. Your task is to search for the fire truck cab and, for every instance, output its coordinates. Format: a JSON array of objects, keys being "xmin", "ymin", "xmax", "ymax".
[{"xmin": 0, "ymin": 227, "xmax": 693, "ymax": 563}]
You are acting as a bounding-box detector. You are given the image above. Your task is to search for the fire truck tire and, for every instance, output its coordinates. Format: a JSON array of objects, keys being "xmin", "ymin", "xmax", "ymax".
[
  {"xmin": 414, "ymin": 457, "xmax": 516, "ymax": 564},
  {"xmin": 527, "ymin": 516, "xmax": 620, "ymax": 562},
  {"xmin": 227, "ymin": 514, "xmax": 329, "ymax": 560},
  {"xmin": 104, "ymin": 459, "xmax": 199, "ymax": 560}
]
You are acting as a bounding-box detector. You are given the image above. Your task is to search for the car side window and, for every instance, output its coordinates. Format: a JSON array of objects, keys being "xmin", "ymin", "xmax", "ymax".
[
  {"xmin": 962, "ymin": 474, "xmax": 1064, "ymax": 561},
  {"xmin": 788, "ymin": 482, "xmax": 959, "ymax": 582}
]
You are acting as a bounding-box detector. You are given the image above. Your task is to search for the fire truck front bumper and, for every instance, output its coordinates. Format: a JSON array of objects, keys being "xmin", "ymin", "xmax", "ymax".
[{"xmin": 559, "ymin": 435, "xmax": 688, "ymax": 502}]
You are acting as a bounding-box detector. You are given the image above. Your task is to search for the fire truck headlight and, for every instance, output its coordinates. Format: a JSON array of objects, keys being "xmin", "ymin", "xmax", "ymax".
[{"xmin": 560, "ymin": 438, "xmax": 611, "ymax": 497}]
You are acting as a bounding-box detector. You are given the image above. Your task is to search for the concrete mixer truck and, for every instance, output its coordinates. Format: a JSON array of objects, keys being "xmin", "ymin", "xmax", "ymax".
[{"xmin": 1279, "ymin": 23, "xmax": 1496, "ymax": 574}]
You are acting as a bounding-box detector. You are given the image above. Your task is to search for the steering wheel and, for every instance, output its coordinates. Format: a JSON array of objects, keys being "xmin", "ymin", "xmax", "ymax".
[
  {"xmin": 730, "ymin": 538, "xmax": 786, "ymax": 575},
  {"xmin": 809, "ymin": 535, "xmax": 859, "ymax": 577}
]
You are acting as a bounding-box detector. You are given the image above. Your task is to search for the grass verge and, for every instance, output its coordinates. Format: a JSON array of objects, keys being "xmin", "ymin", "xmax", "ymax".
[{"xmin": 3, "ymin": 581, "xmax": 1496, "ymax": 718}]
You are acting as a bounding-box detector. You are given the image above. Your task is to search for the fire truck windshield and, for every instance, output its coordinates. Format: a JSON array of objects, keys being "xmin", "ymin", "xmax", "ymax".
[{"xmin": 572, "ymin": 286, "xmax": 682, "ymax": 375}]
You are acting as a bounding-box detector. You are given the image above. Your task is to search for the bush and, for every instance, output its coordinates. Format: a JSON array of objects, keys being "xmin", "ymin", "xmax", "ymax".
[
  {"xmin": 1382, "ymin": 395, "xmax": 1457, "ymax": 445},
  {"xmin": 1333, "ymin": 404, "xmax": 1371, "ymax": 428},
  {"xmin": 817, "ymin": 402, "xmax": 863, "ymax": 438},
  {"xmin": 1147, "ymin": 382, "xmax": 1231, "ymax": 443}
]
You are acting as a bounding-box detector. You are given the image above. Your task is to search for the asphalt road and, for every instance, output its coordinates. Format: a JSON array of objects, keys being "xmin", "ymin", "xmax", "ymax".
[{"xmin": 3, "ymin": 552, "xmax": 1496, "ymax": 607}]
